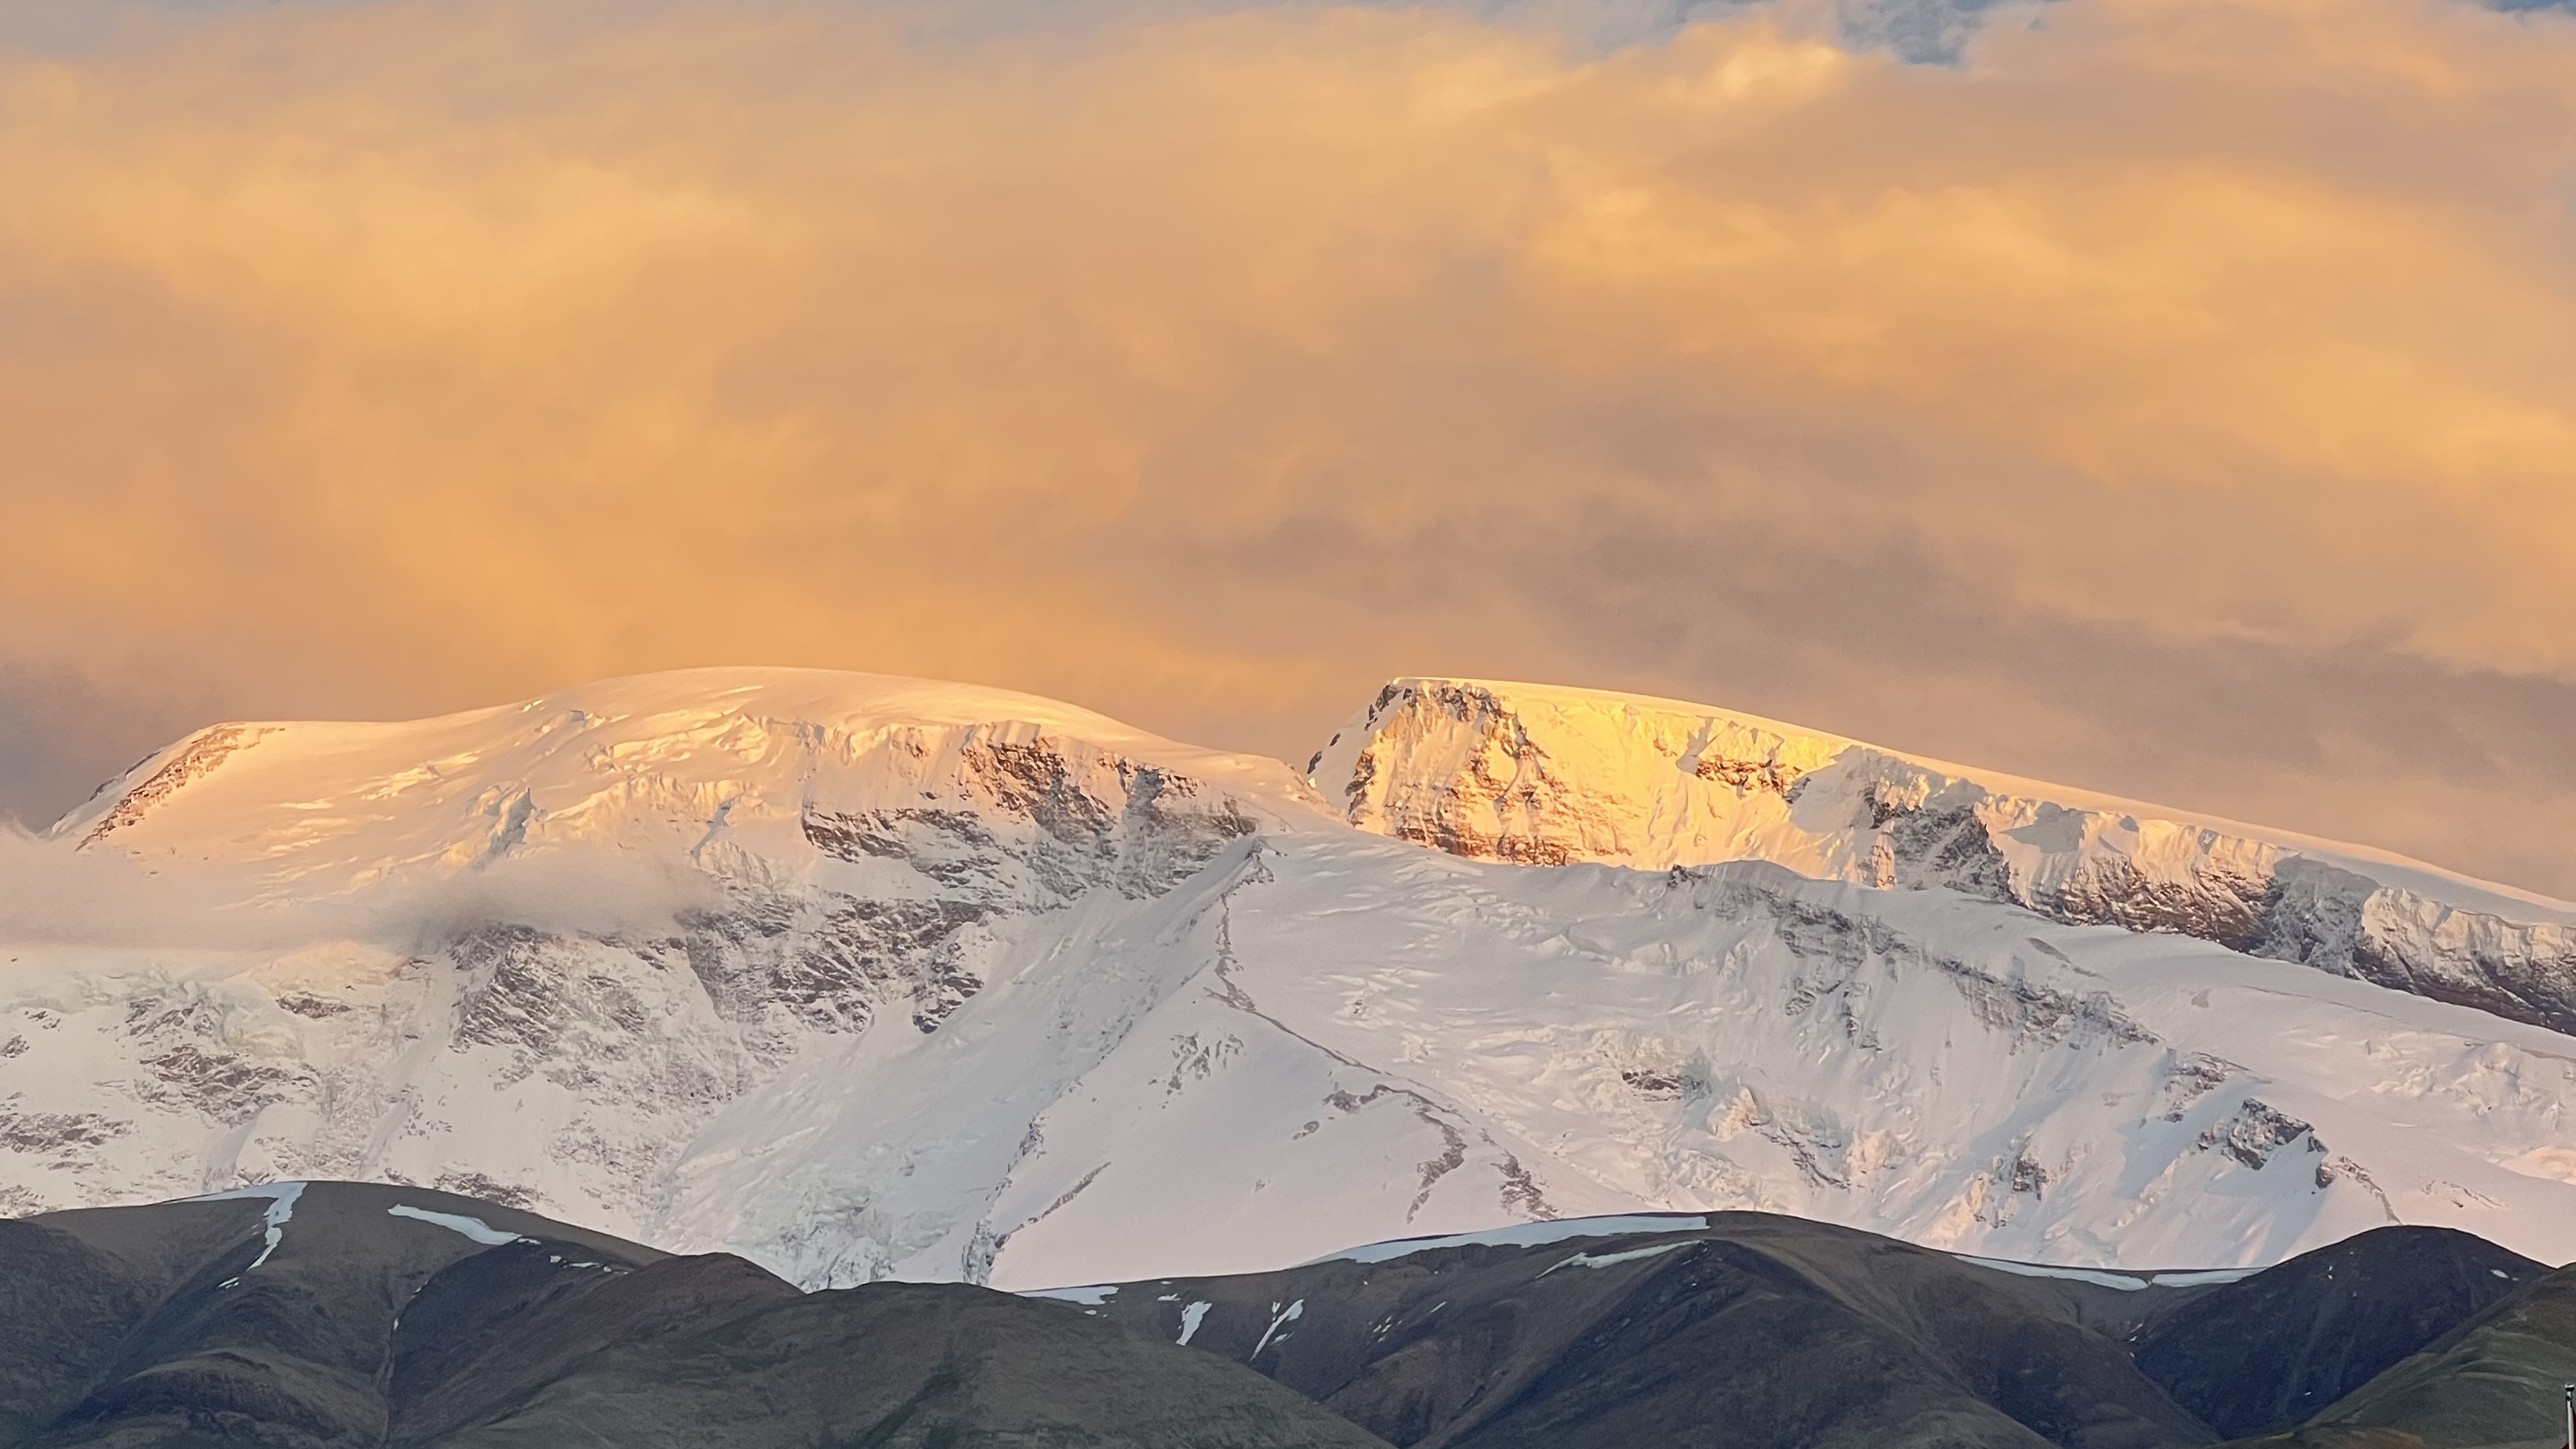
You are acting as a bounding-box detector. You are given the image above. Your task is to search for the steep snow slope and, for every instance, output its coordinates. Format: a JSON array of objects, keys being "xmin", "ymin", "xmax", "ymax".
[
  {"xmin": 912, "ymin": 841, "xmax": 2575, "ymax": 1284},
  {"xmin": 5, "ymin": 668, "xmax": 1335, "ymax": 1254},
  {"xmin": 1311, "ymin": 679, "xmax": 2576, "ymax": 1037},
  {"xmin": 3, "ymin": 669, "xmax": 2572, "ymax": 1292}
]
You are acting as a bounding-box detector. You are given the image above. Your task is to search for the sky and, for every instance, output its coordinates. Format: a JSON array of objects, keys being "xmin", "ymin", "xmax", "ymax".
[{"xmin": 1, "ymin": 0, "xmax": 2572, "ymax": 895}]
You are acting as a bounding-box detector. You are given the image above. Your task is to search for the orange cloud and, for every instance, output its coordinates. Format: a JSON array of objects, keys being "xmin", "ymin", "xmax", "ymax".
[{"xmin": 0, "ymin": 0, "xmax": 2571, "ymax": 888}]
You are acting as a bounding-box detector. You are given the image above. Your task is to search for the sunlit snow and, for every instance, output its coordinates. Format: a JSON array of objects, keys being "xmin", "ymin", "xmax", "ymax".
[{"xmin": 3, "ymin": 668, "xmax": 2571, "ymax": 1294}]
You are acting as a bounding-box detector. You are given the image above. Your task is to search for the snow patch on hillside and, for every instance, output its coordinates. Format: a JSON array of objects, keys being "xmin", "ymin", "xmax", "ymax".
[{"xmin": 388, "ymin": 1203, "xmax": 533, "ymax": 1246}]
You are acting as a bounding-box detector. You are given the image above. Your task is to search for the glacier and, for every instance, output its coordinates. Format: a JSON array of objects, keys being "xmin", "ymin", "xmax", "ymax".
[{"xmin": 0, "ymin": 666, "xmax": 2567, "ymax": 1292}]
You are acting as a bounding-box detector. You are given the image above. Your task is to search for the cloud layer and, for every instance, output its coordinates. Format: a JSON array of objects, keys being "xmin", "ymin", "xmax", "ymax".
[
  {"xmin": 0, "ymin": 823, "xmax": 719, "ymax": 951},
  {"xmin": 1, "ymin": 0, "xmax": 2572, "ymax": 891}
]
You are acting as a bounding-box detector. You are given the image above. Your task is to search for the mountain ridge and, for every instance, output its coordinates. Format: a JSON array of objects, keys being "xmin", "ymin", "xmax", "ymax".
[
  {"xmin": 1315, "ymin": 676, "xmax": 2576, "ymax": 915},
  {"xmin": 1, "ymin": 666, "xmax": 2570, "ymax": 1291},
  {"xmin": 1312, "ymin": 677, "xmax": 2576, "ymax": 1036},
  {"xmin": 0, "ymin": 1180, "xmax": 1388, "ymax": 1448},
  {"xmin": 14, "ymin": 1184, "xmax": 2569, "ymax": 1449},
  {"xmin": 1059, "ymin": 1206, "xmax": 2565, "ymax": 1449}
]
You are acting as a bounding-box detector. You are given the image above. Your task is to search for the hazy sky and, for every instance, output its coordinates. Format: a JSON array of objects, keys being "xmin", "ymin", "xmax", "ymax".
[{"xmin": 2, "ymin": 0, "xmax": 2573, "ymax": 894}]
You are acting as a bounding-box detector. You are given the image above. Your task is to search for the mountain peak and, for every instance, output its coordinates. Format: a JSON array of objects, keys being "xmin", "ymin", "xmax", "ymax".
[
  {"xmin": 49, "ymin": 667, "xmax": 1331, "ymax": 891},
  {"xmin": 1314, "ymin": 675, "xmax": 2576, "ymax": 1035},
  {"xmin": 3, "ymin": 667, "xmax": 2571, "ymax": 1291}
]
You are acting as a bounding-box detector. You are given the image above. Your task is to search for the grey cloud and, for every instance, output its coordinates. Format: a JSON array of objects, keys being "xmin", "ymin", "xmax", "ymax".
[{"xmin": 0, "ymin": 663, "xmax": 223, "ymax": 832}]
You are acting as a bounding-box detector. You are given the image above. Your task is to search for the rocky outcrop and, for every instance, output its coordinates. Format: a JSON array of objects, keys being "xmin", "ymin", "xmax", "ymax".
[
  {"xmin": 1314, "ymin": 679, "xmax": 2576, "ymax": 1037},
  {"xmin": 73, "ymin": 723, "xmax": 279, "ymax": 847}
]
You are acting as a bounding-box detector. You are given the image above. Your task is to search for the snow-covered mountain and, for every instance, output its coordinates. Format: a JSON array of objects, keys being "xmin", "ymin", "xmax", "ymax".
[
  {"xmin": 1311, "ymin": 678, "xmax": 2576, "ymax": 1038},
  {"xmin": 3, "ymin": 668, "xmax": 2571, "ymax": 1292}
]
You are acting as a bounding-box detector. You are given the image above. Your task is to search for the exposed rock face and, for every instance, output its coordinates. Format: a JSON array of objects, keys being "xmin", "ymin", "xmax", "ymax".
[
  {"xmin": 1312, "ymin": 678, "xmax": 2576, "ymax": 1036},
  {"xmin": 73, "ymin": 723, "xmax": 280, "ymax": 847}
]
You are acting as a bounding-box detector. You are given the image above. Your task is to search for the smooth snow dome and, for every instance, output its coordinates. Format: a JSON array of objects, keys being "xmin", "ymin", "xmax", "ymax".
[
  {"xmin": 2, "ymin": 667, "xmax": 2573, "ymax": 1292},
  {"xmin": 45, "ymin": 667, "xmax": 1331, "ymax": 889}
]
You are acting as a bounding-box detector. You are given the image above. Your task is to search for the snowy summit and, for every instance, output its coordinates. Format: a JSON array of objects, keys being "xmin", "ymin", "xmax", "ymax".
[{"xmin": 0, "ymin": 667, "xmax": 2568, "ymax": 1292}]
